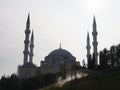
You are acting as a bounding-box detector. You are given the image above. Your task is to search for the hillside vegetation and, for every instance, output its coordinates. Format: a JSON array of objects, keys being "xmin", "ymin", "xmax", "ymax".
[{"xmin": 42, "ymin": 67, "xmax": 120, "ymax": 90}]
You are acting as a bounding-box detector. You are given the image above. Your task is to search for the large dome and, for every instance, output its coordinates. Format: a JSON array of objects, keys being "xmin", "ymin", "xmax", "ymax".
[
  {"xmin": 48, "ymin": 48, "xmax": 73, "ymax": 57},
  {"xmin": 41, "ymin": 47, "xmax": 76, "ymax": 74}
]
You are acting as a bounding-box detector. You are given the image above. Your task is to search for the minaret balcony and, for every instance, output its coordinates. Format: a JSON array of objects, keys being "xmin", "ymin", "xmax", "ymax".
[
  {"xmin": 24, "ymin": 40, "xmax": 29, "ymax": 44},
  {"xmin": 23, "ymin": 50, "xmax": 29, "ymax": 54},
  {"xmin": 30, "ymin": 45, "xmax": 34, "ymax": 48},
  {"xmin": 92, "ymin": 32, "xmax": 98, "ymax": 35},
  {"xmin": 92, "ymin": 42, "xmax": 98, "ymax": 45},
  {"xmin": 25, "ymin": 29, "xmax": 30, "ymax": 34},
  {"xmin": 86, "ymin": 46, "xmax": 91, "ymax": 49}
]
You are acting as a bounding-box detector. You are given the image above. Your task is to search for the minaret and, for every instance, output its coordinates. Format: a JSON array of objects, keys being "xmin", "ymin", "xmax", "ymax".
[
  {"xmin": 86, "ymin": 31, "xmax": 91, "ymax": 67},
  {"xmin": 29, "ymin": 30, "xmax": 34, "ymax": 63},
  {"xmin": 92, "ymin": 16, "xmax": 98, "ymax": 69},
  {"xmin": 23, "ymin": 14, "xmax": 31, "ymax": 65}
]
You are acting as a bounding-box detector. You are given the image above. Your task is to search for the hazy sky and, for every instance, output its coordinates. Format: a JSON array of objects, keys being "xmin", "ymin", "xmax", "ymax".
[{"xmin": 0, "ymin": 0, "xmax": 120, "ymax": 77}]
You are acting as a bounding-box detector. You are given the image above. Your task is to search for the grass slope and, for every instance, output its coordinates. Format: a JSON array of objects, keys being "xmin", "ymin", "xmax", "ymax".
[{"xmin": 42, "ymin": 67, "xmax": 120, "ymax": 90}]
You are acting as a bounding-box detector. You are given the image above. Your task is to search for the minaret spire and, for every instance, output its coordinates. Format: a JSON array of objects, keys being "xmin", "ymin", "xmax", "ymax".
[
  {"xmin": 86, "ymin": 31, "xmax": 91, "ymax": 68},
  {"xmin": 92, "ymin": 16, "xmax": 98, "ymax": 69},
  {"xmin": 29, "ymin": 30, "xmax": 34, "ymax": 63},
  {"xmin": 23, "ymin": 14, "xmax": 31, "ymax": 65},
  {"xmin": 26, "ymin": 14, "xmax": 30, "ymax": 30},
  {"xmin": 93, "ymin": 15, "xmax": 97, "ymax": 32},
  {"xmin": 93, "ymin": 16, "xmax": 96, "ymax": 26}
]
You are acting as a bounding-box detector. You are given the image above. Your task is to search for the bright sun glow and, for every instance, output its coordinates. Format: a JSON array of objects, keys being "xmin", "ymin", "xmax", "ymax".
[{"xmin": 86, "ymin": 0, "xmax": 102, "ymax": 13}]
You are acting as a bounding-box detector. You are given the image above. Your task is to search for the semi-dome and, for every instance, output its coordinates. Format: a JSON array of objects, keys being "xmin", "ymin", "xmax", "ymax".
[{"xmin": 48, "ymin": 48, "xmax": 73, "ymax": 57}]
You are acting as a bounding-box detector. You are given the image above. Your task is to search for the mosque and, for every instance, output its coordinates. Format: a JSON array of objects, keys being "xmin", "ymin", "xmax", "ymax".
[{"xmin": 17, "ymin": 14, "xmax": 98, "ymax": 79}]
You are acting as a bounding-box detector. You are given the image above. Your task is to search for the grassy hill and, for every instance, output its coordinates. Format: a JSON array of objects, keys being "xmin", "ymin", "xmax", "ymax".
[{"xmin": 42, "ymin": 67, "xmax": 120, "ymax": 90}]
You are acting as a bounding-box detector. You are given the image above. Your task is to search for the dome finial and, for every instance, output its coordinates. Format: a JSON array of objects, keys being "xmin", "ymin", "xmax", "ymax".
[{"xmin": 59, "ymin": 42, "xmax": 61, "ymax": 49}]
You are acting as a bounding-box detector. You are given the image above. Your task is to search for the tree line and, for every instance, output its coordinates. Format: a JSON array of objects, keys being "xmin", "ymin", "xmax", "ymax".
[
  {"xmin": 86, "ymin": 44, "xmax": 120, "ymax": 70},
  {"xmin": 99, "ymin": 44, "xmax": 120, "ymax": 70},
  {"xmin": 0, "ymin": 73, "xmax": 57, "ymax": 90}
]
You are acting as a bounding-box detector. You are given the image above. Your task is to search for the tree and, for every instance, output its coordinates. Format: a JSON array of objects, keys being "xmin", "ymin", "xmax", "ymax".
[
  {"xmin": 116, "ymin": 44, "xmax": 120, "ymax": 65},
  {"xmin": 0, "ymin": 74, "xmax": 20, "ymax": 90},
  {"xmin": 110, "ymin": 46, "xmax": 116, "ymax": 67},
  {"xmin": 99, "ymin": 48, "xmax": 109, "ymax": 70}
]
